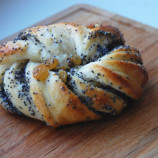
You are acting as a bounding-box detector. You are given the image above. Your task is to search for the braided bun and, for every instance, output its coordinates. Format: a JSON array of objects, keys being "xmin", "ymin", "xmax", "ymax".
[{"xmin": 0, "ymin": 23, "xmax": 148, "ymax": 127}]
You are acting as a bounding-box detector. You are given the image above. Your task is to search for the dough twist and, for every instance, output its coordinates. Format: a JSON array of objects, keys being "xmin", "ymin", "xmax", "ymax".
[{"xmin": 0, "ymin": 23, "xmax": 148, "ymax": 127}]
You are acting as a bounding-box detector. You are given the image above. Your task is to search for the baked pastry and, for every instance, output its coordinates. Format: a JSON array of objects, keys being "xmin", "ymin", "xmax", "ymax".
[{"xmin": 0, "ymin": 23, "xmax": 148, "ymax": 127}]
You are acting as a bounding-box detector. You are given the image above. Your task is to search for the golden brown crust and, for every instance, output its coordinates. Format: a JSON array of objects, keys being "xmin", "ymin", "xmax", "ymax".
[
  {"xmin": 87, "ymin": 24, "xmax": 125, "ymax": 44},
  {"xmin": 93, "ymin": 64, "xmax": 143, "ymax": 99},
  {"xmin": 92, "ymin": 25, "xmax": 125, "ymax": 44},
  {"xmin": 0, "ymin": 23, "xmax": 148, "ymax": 127},
  {"xmin": 69, "ymin": 75, "xmax": 126, "ymax": 114},
  {"xmin": 50, "ymin": 80, "xmax": 101, "ymax": 125},
  {"xmin": 103, "ymin": 60, "xmax": 148, "ymax": 86},
  {"xmin": 0, "ymin": 41, "xmax": 27, "ymax": 55}
]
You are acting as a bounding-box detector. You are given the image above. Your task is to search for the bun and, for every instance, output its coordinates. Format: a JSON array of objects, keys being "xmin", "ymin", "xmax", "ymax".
[{"xmin": 0, "ymin": 23, "xmax": 148, "ymax": 127}]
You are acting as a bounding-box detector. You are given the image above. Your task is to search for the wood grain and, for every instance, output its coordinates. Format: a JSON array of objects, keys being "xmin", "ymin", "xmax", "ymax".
[{"xmin": 0, "ymin": 4, "xmax": 158, "ymax": 158}]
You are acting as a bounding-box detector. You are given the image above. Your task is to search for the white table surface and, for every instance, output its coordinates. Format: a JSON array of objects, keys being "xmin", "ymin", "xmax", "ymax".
[{"xmin": 0, "ymin": 0, "xmax": 158, "ymax": 40}]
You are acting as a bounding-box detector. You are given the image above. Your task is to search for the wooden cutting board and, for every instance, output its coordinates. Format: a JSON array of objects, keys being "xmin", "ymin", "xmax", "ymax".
[{"xmin": 0, "ymin": 4, "xmax": 158, "ymax": 158}]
